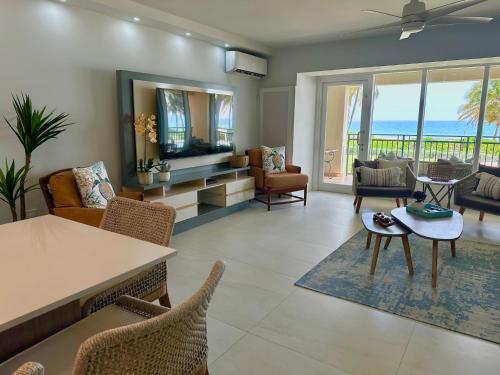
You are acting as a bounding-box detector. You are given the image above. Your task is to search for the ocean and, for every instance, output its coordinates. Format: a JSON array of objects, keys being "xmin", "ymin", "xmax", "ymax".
[{"xmin": 349, "ymin": 120, "xmax": 497, "ymax": 137}]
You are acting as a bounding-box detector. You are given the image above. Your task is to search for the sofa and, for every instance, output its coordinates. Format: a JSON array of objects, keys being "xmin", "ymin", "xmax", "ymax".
[
  {"xmin": 454, "ymin": 164, "xmax": 500, "ymax": 221},
  {"xmin": 40, "ymin": 169, "xmax": 143, "ymax": 227},
  {"xmin": 352, "ymin": 159, "xmax": 417, "ymax": 213},
  {"xmin": 246, "ymin": 148, "xmax": 308, "ymax": 211}
]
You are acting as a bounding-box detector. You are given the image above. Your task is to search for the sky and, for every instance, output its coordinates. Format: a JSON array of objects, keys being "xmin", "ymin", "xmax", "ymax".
[{"xmin": 372, "ymin": 81, "xmax": 477, "ymax": 121}]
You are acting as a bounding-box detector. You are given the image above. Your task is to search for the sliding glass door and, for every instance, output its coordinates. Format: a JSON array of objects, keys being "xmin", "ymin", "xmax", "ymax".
[
  {"xmin": 318, "ymin": 79, "xmax": 372, "ymax": 191},
  {"xmin": 420, "ymin": 66, "xmax": 485, "ymax": 174},
  {"xmin": 369, "ymin": 71, "xmax": 422, "ymax": 161},
  {"xmin": 479, "ymin": 66, "xmax": 500, "ymax": 167},
  {"xmin": 316, "ymin": 62, "xmax": 499, "ymax": 191}
]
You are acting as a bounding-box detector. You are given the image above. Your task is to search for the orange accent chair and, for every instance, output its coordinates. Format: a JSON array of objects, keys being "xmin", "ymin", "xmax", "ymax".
[
  {"xmin": 246, "ymin": 148, "xmax": 308, "ymax": 211},
  {"xmin": 39, "ymin": 169, "xmax": 143, "ymax": 227}
]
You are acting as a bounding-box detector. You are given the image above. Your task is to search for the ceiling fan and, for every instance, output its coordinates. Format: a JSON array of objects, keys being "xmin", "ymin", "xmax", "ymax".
[{"xmin": 361, "ymin": 0, "xmax": 493, "ymax": 40}]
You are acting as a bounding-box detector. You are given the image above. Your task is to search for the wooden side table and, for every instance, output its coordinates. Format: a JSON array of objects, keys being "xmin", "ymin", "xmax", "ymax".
[{"xmin": 361, "ymin": 213, "xmax": 414, "ymax": 276}]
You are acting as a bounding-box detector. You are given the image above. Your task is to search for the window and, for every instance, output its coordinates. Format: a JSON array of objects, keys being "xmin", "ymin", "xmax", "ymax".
[
  {"xmin": 479, "ymin": 66, "xmax": 500, "ymax": 167},
  {"xmin": 212, "ymin": 94, "xmax": 233, "ymax": 147},
  {"xmin": 370, "ymin": 71, "xmax": 422, "ymax": 160},
  {"xmin": 420, "ymin": 67, "xmax": 485, "ymax": 172}
]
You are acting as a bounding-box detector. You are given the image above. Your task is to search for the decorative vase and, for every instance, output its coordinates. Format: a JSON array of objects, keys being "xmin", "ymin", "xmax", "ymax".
[
  {"xmin": 409, "ymin": 201, "xmax": 426, "ymax": 210},
  {"xmin": 137, "ymin": 171, "xmax": 153, "ymax": 185},
  {"xmin": 159, "ymin": 171, "xmax": 171, "ymax": 182}
]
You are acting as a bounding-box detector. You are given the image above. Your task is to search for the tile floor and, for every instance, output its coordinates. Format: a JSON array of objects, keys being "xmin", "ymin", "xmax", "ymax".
[{"xmin": 168, "ymin": 191, "xmax": 500, "ymax": 375}]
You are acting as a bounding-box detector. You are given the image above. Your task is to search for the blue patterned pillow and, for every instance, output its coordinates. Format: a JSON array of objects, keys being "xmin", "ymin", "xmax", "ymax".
[
  {"xmin": 73, "ymin": 161, "xmax": 115, "ymax": 208},
  {"xmin": 261, "ymin": 146, "xmax": 286, "ymax": 174}
]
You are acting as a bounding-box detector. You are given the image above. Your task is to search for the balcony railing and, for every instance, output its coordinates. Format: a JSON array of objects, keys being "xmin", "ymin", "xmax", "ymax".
[
  {"xmin": 166, "ymin": 127, "xmax": 234, "ymax": 148},
  {"xmin": 344, "ymin": 133, "xmax": 500, "ymax": 175}
]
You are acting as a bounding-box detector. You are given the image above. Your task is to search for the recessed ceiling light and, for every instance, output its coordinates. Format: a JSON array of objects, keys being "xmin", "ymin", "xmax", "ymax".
[
  {"xmin": 133, "ymin": 17, "xmax": 141, "ymax": 22},
  {"xmin": 224, "ymin": 43, "xmax": 230, "ymax": 48},
  {"xmin": 185, "ymin": 32, "xmax": 192, "ymax": 37},
  {"xmin": 59, "ymin": 0, "xmax": 67, "ymax": 3}
]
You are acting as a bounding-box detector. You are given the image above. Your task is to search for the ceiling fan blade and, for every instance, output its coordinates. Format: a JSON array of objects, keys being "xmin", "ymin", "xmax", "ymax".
[
  {"xmin": 400, "ymin": 31, "xmax": 412, "ymax": 40},
  {"xmin": 423, "ymin": 0, "xmax": 488, "ymax": 21},
  {"xmin": 362, "ymin": 9, "xmax": 402, "ymax": 19},
  {"xmin": 427, "ymin": 15, "xmax": 493, "ymax": 25},
  {"xmin": 353, "ymin": 21, "xmax": 402, "ymax": 33}
]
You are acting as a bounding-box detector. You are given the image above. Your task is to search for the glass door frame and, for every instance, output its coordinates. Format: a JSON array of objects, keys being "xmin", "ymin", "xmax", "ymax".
[{"xmin": 316, "ymin": 74, "xmax": 374, "ymax": 192}]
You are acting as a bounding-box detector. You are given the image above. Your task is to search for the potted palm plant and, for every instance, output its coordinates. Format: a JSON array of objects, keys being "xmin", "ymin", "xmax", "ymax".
[
  {"xmin": 5, "ymin": 94, "xmax": 71, "ymax": 219},
  {"xmin": 0, "ymin": 160, "xmax": 36, "ymax": 221},
  {"xmin": 134, "ymin": 113, "xmax": 157, "ymax": 185}
]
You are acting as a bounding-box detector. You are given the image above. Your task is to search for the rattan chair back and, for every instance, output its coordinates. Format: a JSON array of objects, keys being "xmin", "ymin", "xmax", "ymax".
[
  {"xmin": 73, "ymin": 261, "xmax": 225, "ymax": 375},
  {"xmin": 100, "ymin": 197, "xmax": 176, "ymax": 246}
]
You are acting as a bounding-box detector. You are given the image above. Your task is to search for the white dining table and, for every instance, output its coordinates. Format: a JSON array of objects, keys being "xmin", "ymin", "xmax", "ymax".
[{"xmin": 0, "ymin": 215, "xmax": 176, "ymax": 360}]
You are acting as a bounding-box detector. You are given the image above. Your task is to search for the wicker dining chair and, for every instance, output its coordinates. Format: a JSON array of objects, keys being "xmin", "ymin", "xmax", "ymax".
[
  {"xmin": 11, "ymin": 362, "xmax": 44, "ymax": 375},
  {"xmin": 9, "ymin": 261, "xmax": 225, "ymax": 375},
  {"xmin": 81, "ymin": 197, "xmax": 176, "ymax": 317}
]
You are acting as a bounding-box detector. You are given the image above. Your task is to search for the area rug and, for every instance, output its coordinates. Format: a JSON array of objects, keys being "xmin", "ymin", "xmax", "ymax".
[{"xmin": 295, "ymin": 230, "xmax": 500, "ymax": 344}]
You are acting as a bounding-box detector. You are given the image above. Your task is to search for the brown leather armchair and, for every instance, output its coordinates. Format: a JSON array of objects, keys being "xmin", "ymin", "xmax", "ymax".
[
  {"xmin": 40, "ymin": 169, "xmax": 143, "ymax": 227},
  {"xmin": 246, "ymin": 148, "xmax": 308, "ymax": 211}
]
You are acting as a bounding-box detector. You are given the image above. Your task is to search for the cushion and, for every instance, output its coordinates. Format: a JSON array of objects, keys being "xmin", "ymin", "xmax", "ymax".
[
  {"xmin": 49, "ymin": 171, "xmax": 83, "ymax": 208},
  {"xmin": 73, "ymin": 161, "xmax": 116, "ymax": 208},
  {"xmin": 265, "ymin": 173, "xmax": 308, "ymax": 189},
  {"xmin": 479, "ymin": 164, "xmax": 500, "ymax": 178},
  {"xmin": 359, "ymin": 166, "xmax": 401, "ymax": 187},
  {"xmin": 357, "ymin": 186, "xmax": 413, "ymax": 198},
  {"xmin": 354, "ymin": 159, "xmax": 378, "ymax": 169},
  {"xmin": 377, "ymin": 159, "xmax": 409, "ymax": 187},
  {"xmin": 247, "ymin": 148, "xmax": 262, "ymax": 168},
  {"xmin": 473, "ymin": 172, "xmax": 500, "ymax": 200},
  {"xmin": 455, "ymin": 194, "xmax": 500, "ymax": 215},
  {"xmin": 0, "ymin": 305, "xmax": 145, "ymax": 374},
  {"xmin": 377, "ymin": 151, "xmax": 397, "ymax": 160},
  {"xmin": 261, "ymin": 146, "xmax": 286, "ymax": 174}
]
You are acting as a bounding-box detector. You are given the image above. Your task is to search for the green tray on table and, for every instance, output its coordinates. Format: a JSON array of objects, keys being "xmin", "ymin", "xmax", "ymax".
[{"xmin": 406, "ymin": 203, "xmax": 453, "ymax": 218}]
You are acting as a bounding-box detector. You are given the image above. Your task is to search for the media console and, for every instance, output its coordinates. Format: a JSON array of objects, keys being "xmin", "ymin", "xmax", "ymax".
[{"xmin": 123, "ymin": 163, "xmax": 254, "ymax": 233}]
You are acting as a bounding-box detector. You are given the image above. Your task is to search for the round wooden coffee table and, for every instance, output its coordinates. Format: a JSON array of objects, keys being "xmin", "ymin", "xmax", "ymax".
[
  {"xmin": 361, "ymin": 213, "xmax": 414, "ymax": 276},
  {"xmin": 391, "ymin": 207, "xmax": 463, "ymax": 288}
]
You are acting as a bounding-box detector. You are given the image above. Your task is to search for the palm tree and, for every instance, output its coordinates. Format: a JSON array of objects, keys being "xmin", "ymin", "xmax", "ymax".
[
  {"xmin": 458, "ymin": 81, "xmax": 500, "ymax": 138},
  {"xmin": 5, "ymin": 94, "xmax": 71, "ymax": 219}
]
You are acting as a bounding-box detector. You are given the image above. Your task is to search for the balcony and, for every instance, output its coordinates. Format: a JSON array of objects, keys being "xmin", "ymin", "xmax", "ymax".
[{"xmin": 324, "ymin": 133, "xmax": 500, "ymax": 181}]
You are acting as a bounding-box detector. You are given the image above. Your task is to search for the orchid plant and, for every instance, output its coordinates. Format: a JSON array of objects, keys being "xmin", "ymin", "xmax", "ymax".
[{"xmin": 133, "ymin": 113, "xmax": 158, "ymax": 172}]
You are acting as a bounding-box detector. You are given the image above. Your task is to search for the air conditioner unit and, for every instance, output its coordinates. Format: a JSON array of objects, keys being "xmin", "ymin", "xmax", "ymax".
[{"xmin": 225, "ymin": 51, "xmax": 267, "ymax": 78}]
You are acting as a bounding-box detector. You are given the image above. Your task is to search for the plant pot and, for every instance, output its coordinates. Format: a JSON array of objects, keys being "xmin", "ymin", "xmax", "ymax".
[
  {"xmin": 137, "ymin": 171, "xmax": 153, "ymax": 185},
  {"xmin": 159, "ymin": 171, "xmax": 171, "ymax": 182}
]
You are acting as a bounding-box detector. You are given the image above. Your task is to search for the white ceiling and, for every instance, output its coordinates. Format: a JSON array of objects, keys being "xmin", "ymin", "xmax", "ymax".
[{"xmin": 133, "ymin": 0, "xmax": 500, "ymax": 47}]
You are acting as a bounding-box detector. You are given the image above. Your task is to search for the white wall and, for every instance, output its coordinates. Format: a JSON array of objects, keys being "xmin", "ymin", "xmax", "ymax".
[
  {"xmin": 0, "ymin": 0, "xmax": 259, "ymax": 223},
  {"xmin": 292, "ymin": 74, "xmax": 316, "ymax": 188},
  {"xmin": 263, "ymin": 21, "xmax": 500, "ymax": 87}
]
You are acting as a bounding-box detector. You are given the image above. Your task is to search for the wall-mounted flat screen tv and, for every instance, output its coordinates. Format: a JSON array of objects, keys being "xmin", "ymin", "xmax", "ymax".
[{"xmin": 156, "ymin": 87, "xmax": 234, "ymax": 160}]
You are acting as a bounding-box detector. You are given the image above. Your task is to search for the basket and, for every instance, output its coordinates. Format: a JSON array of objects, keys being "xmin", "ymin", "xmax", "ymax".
[
  {"xmin": 229, "ymin": 155, "xmax": 249, "ymax": 168},
  {"xmin": 427, "ymin": 163, "xmax": 456, "ymax": 181}
]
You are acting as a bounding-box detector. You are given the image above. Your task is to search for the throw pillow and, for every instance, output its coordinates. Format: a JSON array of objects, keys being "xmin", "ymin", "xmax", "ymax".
[
  {"xmin": 359, "ymin": 166, "xmax": 401, "ymax": 187},
  {"xmin": 73, "ymin": 161, "xmax": 116, "ymax": 208},
  {"xmin": 473, "ymin": 172, "xmax": 500, "ymax": 200},
  {"xmin": 261, "ymin": 146, "xmax": 286, "ymax": 173},
  {"xmin": 377, "ymin": 159, "xmax": 409, "ymax": 187}
]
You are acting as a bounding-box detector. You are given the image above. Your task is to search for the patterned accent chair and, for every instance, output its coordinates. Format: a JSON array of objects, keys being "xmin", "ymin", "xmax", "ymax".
[
  {"xmin": 352, "ymin": 159, "xmax": 417, "ymax": 214},
  {"xmin": 246, "ymin": 148, "xmax": 308, "ymax": 211},
  {"xmin": 40, "ymin": 168, "xmax": 143, "ymax": 227},
  {"xmin": 455, "ymin": 164, "xmax": 500, "ymax": 221},
  {"xmin": 6, "ymin": 261, "xmax": 225, "ymax": 375}
]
